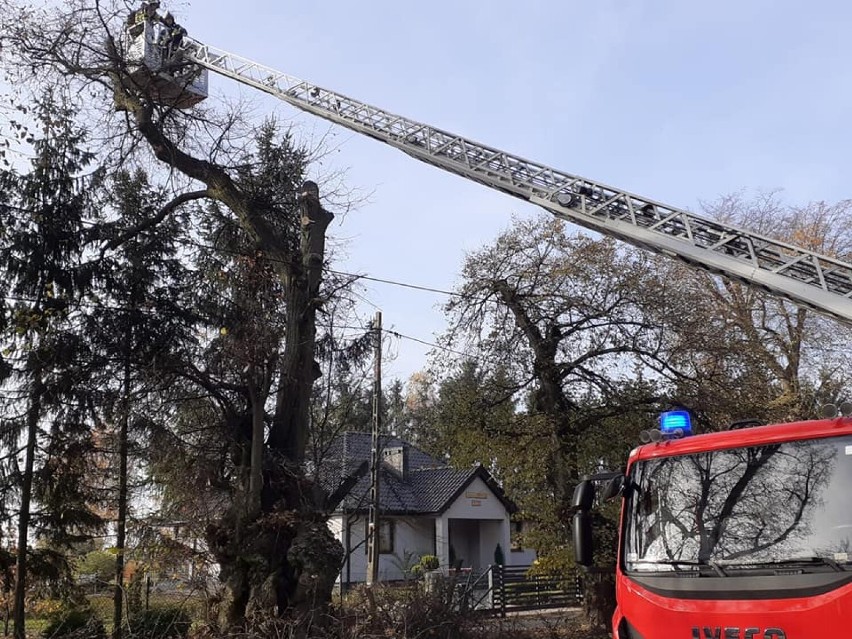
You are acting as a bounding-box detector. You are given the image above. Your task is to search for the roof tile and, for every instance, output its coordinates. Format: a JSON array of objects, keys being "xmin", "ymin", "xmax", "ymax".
[{"xmin": 315, "ymin": 432, "xmax": 478, "ymax": 514}]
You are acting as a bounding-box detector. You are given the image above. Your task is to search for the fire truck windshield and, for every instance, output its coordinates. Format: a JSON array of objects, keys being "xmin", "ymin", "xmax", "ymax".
[{"xmin": 623, "ymin": 434, "xmax": 852, "ymax": 573}]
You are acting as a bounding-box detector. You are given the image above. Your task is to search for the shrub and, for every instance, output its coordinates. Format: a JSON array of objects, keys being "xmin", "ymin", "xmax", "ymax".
[
  {"xmin": 32, "ymin": 598, "xmax": 65, "ymax": 619},
  {"xmin": 75, "ymin": 552, "xmax": 115, "ymax": 585},
  {"xmin": 126, "ymin": 607, "xmax": 192, "ymax": 639},
  {"xmin": 493, "ymin": 544, "xmax": 505, "ymax": 566},
  {"xmin": 340, "ymin": 583, "xmax": 464, "ymax": 639},
  {"xmin": 418, "ymin": 555, "xmax": 439, "ymax": 571},
  {"xmin": 41, "ymin": 606, "xmax": 106, "ymax": 639}
]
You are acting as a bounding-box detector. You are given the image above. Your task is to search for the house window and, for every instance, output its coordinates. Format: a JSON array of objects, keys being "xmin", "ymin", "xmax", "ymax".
[{"xmin": 365, "ymin": 519, "xmax": 395, "ymax": 554}]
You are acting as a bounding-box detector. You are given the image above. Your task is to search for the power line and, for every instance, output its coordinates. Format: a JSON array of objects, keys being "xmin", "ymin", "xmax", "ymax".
[
  {"xmin": 1, "ymin": 235, "xmax": 489, "ymax": 366},
  {"xmin": 165, "ymin": 235, "xmax": 467, "ymax": 299},
  {"xmin": 325, "ymin": 268, "xmax": 461, "ymax": 298},
  {"xmin": 386, "ymin": 329, "xmax": 478, "ymax": 361},
  {"xmin": 322, "ymin": 324, "xmax": 478, "ymax": 360},
  {"xmin": 2, "ymin": 223, "xmax": 470, "ymax": 304}
]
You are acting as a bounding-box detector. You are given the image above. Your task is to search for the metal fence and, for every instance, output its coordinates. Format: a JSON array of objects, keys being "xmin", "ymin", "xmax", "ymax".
[
  {"xmin": 83, "ymin": 576, "xmax": 220, "ymax": 628},
  {"xmin": 455, "ymin": 564, "xmax": 583, "ymax": 617},
  {"xmin": 490, "ymin": 565, "xmax": 582, "ymax": 616},
  {"xmin": 0, "ymin": 577, "xmax": 219, "ymax": 637}
]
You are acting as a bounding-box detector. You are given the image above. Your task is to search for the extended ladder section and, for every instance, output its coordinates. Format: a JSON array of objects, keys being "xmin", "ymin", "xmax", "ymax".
[{"xmin": 185, "ymin": 39, "xmax": 852, "ymax": 326}]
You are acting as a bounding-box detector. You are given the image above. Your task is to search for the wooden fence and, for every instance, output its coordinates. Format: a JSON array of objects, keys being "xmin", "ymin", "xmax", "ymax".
[{"xmin": 456, "ymin": 564, "xmax": 582, "ymax": 617}]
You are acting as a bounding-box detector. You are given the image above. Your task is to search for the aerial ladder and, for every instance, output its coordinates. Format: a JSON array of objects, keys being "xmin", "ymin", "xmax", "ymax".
[{"xmin": 130, "ymin": 32, "xmax": 852, "ymax": 326}]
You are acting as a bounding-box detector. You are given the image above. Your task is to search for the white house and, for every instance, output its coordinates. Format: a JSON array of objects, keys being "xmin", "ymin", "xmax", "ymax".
[{"xmin": 317, "ymin": 432, "xmax": 535, "ymax": 585}]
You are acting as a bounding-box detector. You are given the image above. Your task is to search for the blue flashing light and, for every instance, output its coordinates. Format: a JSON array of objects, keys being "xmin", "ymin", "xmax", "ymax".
[{"xmin": 660, "ymin": 410, "xmax": 692, "ymax": 436}]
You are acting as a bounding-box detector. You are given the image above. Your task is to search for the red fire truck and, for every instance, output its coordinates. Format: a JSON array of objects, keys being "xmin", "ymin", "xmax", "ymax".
[{"xmin": 573, "ymin": 409, "xmax": 852, "ymax": 638}]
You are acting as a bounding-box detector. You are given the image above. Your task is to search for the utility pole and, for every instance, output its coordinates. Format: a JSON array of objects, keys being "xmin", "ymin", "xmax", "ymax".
[{"xmin": 366, "ymin": 311, "xmax": 382, "ymax": 585}]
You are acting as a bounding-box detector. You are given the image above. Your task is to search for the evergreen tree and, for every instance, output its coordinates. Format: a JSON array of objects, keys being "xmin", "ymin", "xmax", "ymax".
[
  {"xmin": 0, "ymin": 89, "xmax": 104, "ymax": 638},
  {"xmin": 84, "ymin": 167, "xmax": 196, "ymax": 637}
]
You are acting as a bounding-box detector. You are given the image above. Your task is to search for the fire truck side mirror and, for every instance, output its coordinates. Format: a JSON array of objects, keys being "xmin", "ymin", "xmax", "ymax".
[
  {"xmin": 573, "ymin": 511, "xmax": 593, "ymax": 567},
  {"xmin": 600, "ymin": 475, "xmax": 625, "ymax": 500},
  {"xmin": 572, "ymin": 479, "xmax": 595, "ymax": 511},
  {"xmin": 572, "ymin": 480, "xmax": 595, "ymax": 568}
]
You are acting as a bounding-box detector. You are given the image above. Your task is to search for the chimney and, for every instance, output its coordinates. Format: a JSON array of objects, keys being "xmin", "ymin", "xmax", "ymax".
[{"xmin": 383, "ymin": 444, "xmax": 409, "ymax": 480}]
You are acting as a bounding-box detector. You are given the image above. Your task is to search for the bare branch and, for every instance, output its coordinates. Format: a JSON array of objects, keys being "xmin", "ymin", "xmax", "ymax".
[{"xmin": 100, "ymin": 188, "xmax": 209, "ymax": 257}]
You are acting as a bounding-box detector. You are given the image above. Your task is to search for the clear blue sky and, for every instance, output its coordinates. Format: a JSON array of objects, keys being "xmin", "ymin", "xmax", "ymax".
[{"xmin": 182, "ymin": 0, "xmax": 852, "ymax": 383}]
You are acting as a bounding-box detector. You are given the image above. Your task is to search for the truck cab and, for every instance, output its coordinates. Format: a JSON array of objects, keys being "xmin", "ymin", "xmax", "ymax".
[{"xmin": 574, "ymin": 413, "xmax": 852, "ymax": 638}]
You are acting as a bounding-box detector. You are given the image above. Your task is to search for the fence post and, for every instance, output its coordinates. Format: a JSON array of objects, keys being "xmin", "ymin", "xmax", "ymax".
[
  {"xmin": 498, "ymin": 565, "xmax": 506, "ymax": 618},
  {"xmin": 575, "ymin": 571, "xmax": 583, "ymax": 604}
]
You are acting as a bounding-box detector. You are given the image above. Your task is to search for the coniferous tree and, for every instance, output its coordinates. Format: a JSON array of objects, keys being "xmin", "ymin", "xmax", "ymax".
[
  {"xmin": 84, "ymin": 168, "xmax": 196, "ymax": 637},
  {"xmin": 0, "ymin": 90, "xmax": 104, "ymax": 638}
]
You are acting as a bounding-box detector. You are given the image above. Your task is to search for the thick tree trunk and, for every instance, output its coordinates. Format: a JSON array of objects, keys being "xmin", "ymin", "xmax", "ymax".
[
  {"xmin": 220, "ymin": 381, "xmax": 265, "ymax": 624},
  {"xmin": 225, "ymin": 562, "xmax": 251, "ymax": 628},
  {"xmin": 13, "ymin": 375, "xmax": 42, "ymax": 639},
  {"xmin": 581, "ymin": 570, "xmax": 616, "ymax": 630},
  {"xmin": 492, "ymin": 280, "xmax": 616, "ymax": 627},
  {"xmin": 269, "ymin": 184, "xmax": 333, "ymax": 462},
  {"xmin": 267, "ymin": 185, "xmax": 339, "ymax": 619},
  {"xmin": 206, "ymin": 184, "xmax": 339, "ymax": 626},
  {"xmin": 248, "ymin": 382, "xmax": 264, "ymax": 517}
]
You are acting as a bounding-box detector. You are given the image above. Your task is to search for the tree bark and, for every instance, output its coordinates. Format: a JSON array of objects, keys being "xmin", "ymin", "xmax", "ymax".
[
  {"xmin": 581, "ymin": 570, "xmax": 616, "ymax": 630},
  {"xmin": 492, "ymin": 280, "xmax": 579, "ymax": 498},
  {"xmin": 269, "ymin": 184, "xmax": 333, "ymax": 463},
  {"xmin": 13, "ymin": 372, "xmax": 42, "ymax": 639},
  {"xmin": 491, "ymin": 280, "xmax": 611, "ymax": 626},
  {"xmin": 114, "ymin": 56, "xmax": 339, "ymax": 622},
  {"xmin": 247, "ymin": 381, "xmax": 264, "ymax": 518},
  {"xmin": 112, "ymin": 339, "xmax": 131, "ymax": 639},
  {"xmin": 203, "ymin": 185, "xmax": 337, "ymax": 625}
]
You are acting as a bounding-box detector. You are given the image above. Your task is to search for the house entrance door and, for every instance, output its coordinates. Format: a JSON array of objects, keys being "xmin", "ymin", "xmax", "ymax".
[{"xmin": 448, "ymin": 519, "xmax": 480, "ymax": 571}]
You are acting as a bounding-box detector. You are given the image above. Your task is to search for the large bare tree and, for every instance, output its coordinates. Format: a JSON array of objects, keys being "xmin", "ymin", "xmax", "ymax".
[{"xmin": 437, "ymin": 216, "xmax": 674, "ymax": 627}]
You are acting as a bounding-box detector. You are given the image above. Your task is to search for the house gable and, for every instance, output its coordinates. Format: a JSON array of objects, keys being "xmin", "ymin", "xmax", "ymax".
[
  {"xmin": 439, "ymin": 466, "xmax": 517, "ymax": 515},
  {"xmin": 442, "ymin": 475, "xmax": 511, "ymax": 519}
]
